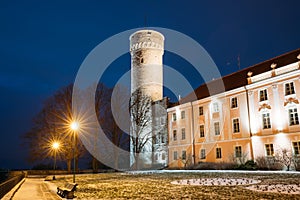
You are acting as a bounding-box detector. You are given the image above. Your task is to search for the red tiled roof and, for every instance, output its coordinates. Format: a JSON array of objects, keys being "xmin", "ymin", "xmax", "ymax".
[{"xmin": 179, "ymin": 48, "xmax": 300, "ymax": 104}]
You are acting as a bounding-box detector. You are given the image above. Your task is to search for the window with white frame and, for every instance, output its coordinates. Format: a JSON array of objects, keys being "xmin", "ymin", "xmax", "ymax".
[
  {"xmin": 285, "ymin": 82, "xmax": 295, "ymax": 96},
  {"xmin": 173, "ymin": 151, "xmax": 178, "ymax": 160},
  {"xmin": 262, "ymin": 113, "xmax": 271, "ymax": 129},
  {"xmin": 200, "ymin": 125, "xmax": 205, "ymax": 137},
  {"xmin": 265, "ymin": 143, "xmax": 274, "ymax": 156},
  {"xmin": 213, "ymin": 102, "xmax": 219, "ymax": 113},
  {"xmin": 233, "ymin": 118, "xmax": 240, "ymax": 133},
  {"xmin": 235, "ymin": 146, "xmax": 242, "ymax": 158},
  {"xmin": 199, "ymin": 106, "xmax": 204, "ymax": 116},
  {"xmin": 293, "ymin": 141, "xmax": 300, "ymax": 155},
  {"xmin": 214, "ymin": 122, "xmax": 220, "ymax": 135},
  {"xmin": 173, "ymin": 130, "xmax": 177, "ymax": 141},
  {"xmin": 231, "ymin": 97, "xmax": 238, "ymax": 108},
  {"xmin": 289, "ymin": 108, "xmax": 299, "ymax": 126},
  {"xmin": 216, "ymin": 147, "xmax": 222, "ymax": 159},
  {"xmin": 181, "ymin": 110, "xmax": 185, "ymax": 119},
  {"xmin": 182, "ymin": 150, "xmax": 186, "ymax": 160},
  {"xmin": 172, "ymin": 113, "xmax": 177, "ymax": 121},
  {"xmin": 181, "ymin": 128, "xmax": 186, "ymax": 140},
  {"xmin": 200, "ymin": 149, "xmax": 206, "ymax": 159},
  {"xmin": 259, "ymin": 89, "xmax": 268, "ymax": 101}
]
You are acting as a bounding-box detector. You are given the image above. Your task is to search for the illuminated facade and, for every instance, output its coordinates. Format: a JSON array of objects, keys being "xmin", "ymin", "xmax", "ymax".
[{"xmin": 167, "ymin": 49, "xmax": 300, "ymax": 168}]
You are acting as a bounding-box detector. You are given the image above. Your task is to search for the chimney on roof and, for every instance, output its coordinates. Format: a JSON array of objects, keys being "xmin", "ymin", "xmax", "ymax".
[
  {"xmin": 271, "ymin": 63, "xmax": 277, "ymax": 77},
  {"xmin": 247, "ymin": 71, "xmax": 253, "ymax": 84}
]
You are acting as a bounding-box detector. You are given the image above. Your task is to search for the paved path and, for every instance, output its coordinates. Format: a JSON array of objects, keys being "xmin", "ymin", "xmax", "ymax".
[{"xmin": 4, "ymin": 178, "xmax": 61, "ymax": 200}]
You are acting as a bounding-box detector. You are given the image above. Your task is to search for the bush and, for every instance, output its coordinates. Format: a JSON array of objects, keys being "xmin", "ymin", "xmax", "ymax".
[
  {"xmin": 234, "ymin": 160, "xmax": 257, "ymax": 170},
  {"xmin": 293, "ymin": 155, "xmax": 300, "ymax": 171},
  {"xmin": 193, "ymin": 162, "xmax": 236, "ymax": 170},
  {"xmin": 255, "ymin": 156, "xmax": 282, "ymax": 170}
]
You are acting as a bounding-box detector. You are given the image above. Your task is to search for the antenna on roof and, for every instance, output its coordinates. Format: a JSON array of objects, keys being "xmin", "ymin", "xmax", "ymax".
[{"xmin": 237, "ymin": 54, "xmax": 241, "ymax": 70}]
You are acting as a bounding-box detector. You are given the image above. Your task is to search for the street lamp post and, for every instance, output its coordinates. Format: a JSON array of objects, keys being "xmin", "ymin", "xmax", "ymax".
[
  {"xmin": 70, "ymin": 121, "xmax": 79, "ymax": 183},
  {"xmin": 52, "ymin": 141, "xmax": 59, "ymax": 180}
]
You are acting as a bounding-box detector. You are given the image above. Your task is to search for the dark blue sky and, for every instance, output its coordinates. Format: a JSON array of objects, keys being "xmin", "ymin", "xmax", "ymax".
[{"xmin": 0, "ymin": 0, "xmax": 299, "ymax": 169}]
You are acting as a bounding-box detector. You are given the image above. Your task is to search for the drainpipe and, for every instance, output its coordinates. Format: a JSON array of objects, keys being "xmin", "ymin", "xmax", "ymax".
[
  {"xmin": 190, "ymin": 102, "xmax": 196, "ymax": 165},
  {"xmin": 244, "ymin": 86, "xmax": 254, "ymax": 160}
]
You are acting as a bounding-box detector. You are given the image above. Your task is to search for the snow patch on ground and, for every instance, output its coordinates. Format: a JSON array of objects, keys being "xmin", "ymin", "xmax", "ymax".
[
  {"xmin": 171, "ymin": 178, "xmax": 260, "ymax": 186},
  {"xmin": 125, "ymin": 169, "xmax": 300, "ymax": 175},
  {"xmin": 246, "ymin": 184, "xmax": 300, "ymax": 194}
]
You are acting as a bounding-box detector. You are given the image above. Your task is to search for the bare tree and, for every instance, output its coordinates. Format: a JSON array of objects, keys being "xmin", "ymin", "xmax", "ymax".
[
  {"xmin": 130, "ymin": 88, "xmax": 153, "ymax": 170},
  {"xmin": 179, "ymin": 153, "xmax": 193, "ymax": 169},
  {"xmin": 23, "ymin": 84, "xmax": 88, "ymax": 171},
  {"xmin": 228, "ymin": 151, "xmax": 248, "ymax": 165},
  {"xmin": 275, "ymin": 148, "xmax": 293, "ymax": 171},
  {"xmin": 101, "ymin": 84, "xmax": 130, "ymax": 169}
]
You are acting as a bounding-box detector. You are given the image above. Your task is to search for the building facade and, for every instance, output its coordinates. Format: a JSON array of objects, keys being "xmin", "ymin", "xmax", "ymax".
[{"xmin": 167, "ymin": 49, "xmax": 300, "ymax": 168}]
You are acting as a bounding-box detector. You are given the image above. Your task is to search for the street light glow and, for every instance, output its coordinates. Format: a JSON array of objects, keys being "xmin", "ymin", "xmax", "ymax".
[
  {"xmin": 52, "ymin": 142, "xmax": 60, "ymax": 150},
  {"xmin": 71, "ymin": 121, "xmax": 79, "ymax": 131}
]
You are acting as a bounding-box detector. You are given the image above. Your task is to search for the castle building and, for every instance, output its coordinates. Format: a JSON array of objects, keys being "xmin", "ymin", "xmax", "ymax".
[
  {"xmin": 129, "ymin": 29, "xmax": 300, "ymax": 169},
  {"xmin": 168, "ymin": 48, "xmax": 300, "ymax": 168}
]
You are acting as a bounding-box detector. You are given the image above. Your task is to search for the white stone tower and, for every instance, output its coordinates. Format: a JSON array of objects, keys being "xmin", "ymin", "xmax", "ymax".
[
  {"xmin": 129, "ymin": 30, "xmax": 165, "ymax": 169},
  {"xmin": 130, "ymin": 30, "xmax": 164, "ymax": 101}
]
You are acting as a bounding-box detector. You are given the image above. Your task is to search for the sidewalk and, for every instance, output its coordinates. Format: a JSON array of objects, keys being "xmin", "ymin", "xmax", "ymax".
[{"xmin": 3, "ymin": 178, "xmax": 61, "ymax": 200}]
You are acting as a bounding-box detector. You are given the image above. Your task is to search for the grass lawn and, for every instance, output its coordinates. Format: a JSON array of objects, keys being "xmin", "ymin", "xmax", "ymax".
[{"xmin": 53, "ymin": 171, "xmax": 300, "ymax": 199}]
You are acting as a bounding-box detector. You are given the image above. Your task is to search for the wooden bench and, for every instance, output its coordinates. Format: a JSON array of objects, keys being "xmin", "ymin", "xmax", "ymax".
[{"xmin": 57, "ymin": 183, "xmax": 78, "ymax": 199}]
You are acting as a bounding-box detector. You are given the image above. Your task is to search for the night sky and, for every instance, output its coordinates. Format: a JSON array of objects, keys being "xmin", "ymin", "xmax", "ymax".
[{"xmin": 0, "ymin": 0, "xmax": 299, "ymax": 169}]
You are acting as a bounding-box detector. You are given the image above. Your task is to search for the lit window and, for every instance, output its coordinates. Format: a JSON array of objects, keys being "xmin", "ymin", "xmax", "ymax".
[
  {"xmin": 289, "ymin": 108, "xmax": 299, "ymax": 126},
  {"xmin": 181, "ymin": 128, "xmax": 186, "ymax": 140},
  {"xmin": 181, "ymin": 111, "xmax": 185, "ymax": 119},
  {"xmin": 262, "ymin": 113, "xmax": 271, "ymax": 129},
  {"xmin": 200, "ymin": 125, "xmax": 205, "ymax": 137},
  {"xmin": 285, "ymin": 82, "xmax": 295, "ymax": 96},
  {"xmin": 259, "ymin": 89, "xmax": 268, "ymax": 101},
  {"xmin": 231, "ymin": 97, "xmax": 238, "ymax": 108},
  {"xmin": 182, "ymin": 150, "xmax": 186, "ymax": 160},
  {"xmin": 174, "ymin": 151, "xmax": 178, "ymax": 160},
  {"xmin": 265, "ymin": 144, "xmax": 274, "ymax": 156},
  {"xmin": 200, "ymin": 149, "xmax": 206, "ymax": 159},
  {"xmin": 293, "ymin": 141, "xmax": 300, "ymax": 155},
  {"xmin": 173, "ymin": 130, "xmax": 177, "ymax": 141},
  {"xmin": 216, "ymin": 147, "xmax": 222, "ymax": 159},
  {"xmin": 213, "ymin": 102, "xmax": 219, "ymax": 113},
  {"xmin": 214, "ymin": 122, "xmax": 220, "ymax": 135},
  {"xmin": 172, "ymin": 113, "xmax": 177, "ymax": 121},
  {"xmin": 235, "ymin": 146, "xmax": 242, "ymax": 158},
  {"xmin": 233, "ymin": 118, "xmax": 240, "ymax": 133},
  {"xmin": 199, "ymin": 106, "xmax": 204, "ymax": 116}
]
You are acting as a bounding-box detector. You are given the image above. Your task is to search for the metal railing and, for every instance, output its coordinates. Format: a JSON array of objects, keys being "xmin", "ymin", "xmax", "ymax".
[{"xmin": 0, "ymin": 173, "xmax": 25, "ymax": 199}]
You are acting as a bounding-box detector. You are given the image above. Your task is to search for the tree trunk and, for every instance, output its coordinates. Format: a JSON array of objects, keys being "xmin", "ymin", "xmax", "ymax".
[{"xmin": 92, "ymin": 157, "xmax": 98, "ymax": 173}]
